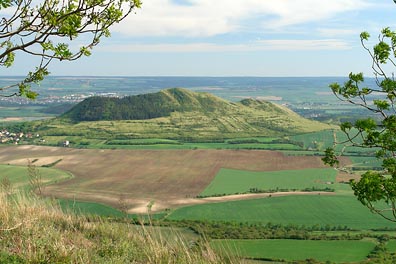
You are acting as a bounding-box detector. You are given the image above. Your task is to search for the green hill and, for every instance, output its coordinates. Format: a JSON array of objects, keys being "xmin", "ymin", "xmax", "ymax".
[
  {"xmin": 63, "ymin": 88, "xmax": 233, "ymax": 121},
  {"xmin": 36, "ymin": 88, "xmax": 333, "ymax": 142}
]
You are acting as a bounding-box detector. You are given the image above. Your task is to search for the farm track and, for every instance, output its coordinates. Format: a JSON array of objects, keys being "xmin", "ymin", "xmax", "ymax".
[{"xmin": 0, "ymin": 145, "xmax": 348, "ymax": 212}]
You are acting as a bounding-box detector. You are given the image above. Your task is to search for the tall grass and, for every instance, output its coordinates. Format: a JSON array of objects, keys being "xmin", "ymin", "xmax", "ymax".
[{"xmin": 0, "ymin": 189, "xmax": 240, "ymax": 263}]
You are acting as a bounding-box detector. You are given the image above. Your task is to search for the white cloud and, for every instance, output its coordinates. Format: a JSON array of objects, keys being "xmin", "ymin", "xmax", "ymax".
[
  {"xmin": 317, "ymin": 28, "xmax": 357, "ymax": 37},
  {"xmin": 116, "ymin": 0, "xmax": 370, "ymax": 37},
  {"xmin": 99, "ymin": 39, "xmax": 351, "ymax": 53}
]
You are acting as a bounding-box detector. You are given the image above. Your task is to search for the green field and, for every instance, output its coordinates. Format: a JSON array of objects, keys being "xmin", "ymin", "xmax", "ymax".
[
  {"xmin": 290, "ymin": 130, "xmax": 379, "ymax": 155},
  {"xmin": 167, "ymin": 195, "xmax": 395, "ymax": 230},
  {"xmin": 211, "ymin": 239, "xmax": 376, "ymax": 263},
  {"xmin": 0, "ymin": 164, "xmax": 72, "ymax": 190},
  {"xmin": 200, "ymin": 168, "xmax": 337, "ymax": 196},
  {"xmin": 38, "ymin": 135, "xmax": 303, "ymax": 151},
  {"xmin": 387, "ymin": 240, "xmax": 396, "ymax": 252},
  {"xmin": 58, "ymin": 199, "xmax": 168, "ymax": 220},
  {"xmin": 58, "ymin": 199, "xmax": 126, "ymax": 217}
]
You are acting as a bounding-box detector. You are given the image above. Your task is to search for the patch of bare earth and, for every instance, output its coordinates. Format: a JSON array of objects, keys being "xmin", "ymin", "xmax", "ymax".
[{"xmin": 0, "ymin": 146, "xmax": 349, "ymax": 212}]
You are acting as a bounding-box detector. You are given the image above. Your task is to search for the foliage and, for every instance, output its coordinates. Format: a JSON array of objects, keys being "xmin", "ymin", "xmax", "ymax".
[
  {"xmin": 323, "ymin": 24, "xmax": 396, "ymax": 221},
  {"xmin": 0, "ymin": 0, "xmax": 141, "ymax": 98}
]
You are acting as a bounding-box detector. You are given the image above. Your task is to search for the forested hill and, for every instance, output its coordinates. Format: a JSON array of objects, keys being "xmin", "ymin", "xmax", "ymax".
[{"xmin": 62, "ymin": 88, "xmax": 232, "ymax": 121}]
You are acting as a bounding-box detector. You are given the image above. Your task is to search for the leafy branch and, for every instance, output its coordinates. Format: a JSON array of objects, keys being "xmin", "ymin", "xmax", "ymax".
[
  {"xmin": 0, "ymin": 0, "xmax": 141, "ymax": 98},
  {"xmin": 323, "ymin": 25, "xmax": 396, "ymax": 221}
]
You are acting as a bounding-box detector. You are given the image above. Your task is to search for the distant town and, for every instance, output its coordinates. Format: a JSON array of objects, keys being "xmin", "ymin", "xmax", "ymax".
[
  {"xmin": 0, "ymin": 92, "xmax": 121, "ymax": 105},
  {"xmin": 0, "ymin": 129, "xmax": 37, "ymax": 144}
]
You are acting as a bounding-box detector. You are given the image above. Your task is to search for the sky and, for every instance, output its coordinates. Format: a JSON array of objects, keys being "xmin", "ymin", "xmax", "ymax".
[{"xmin": 4, "ymin": 0, "xmax": 396, "ymax": 77}]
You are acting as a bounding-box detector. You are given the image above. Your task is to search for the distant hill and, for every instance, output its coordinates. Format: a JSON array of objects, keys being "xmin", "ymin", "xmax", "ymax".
[
  {"xmin": 63, "ymin": 88, "xmax": 231, "ymax": 121},
  {"xmin": 42, "ymin": 88, "xmax": 333, "ymax": 140}
]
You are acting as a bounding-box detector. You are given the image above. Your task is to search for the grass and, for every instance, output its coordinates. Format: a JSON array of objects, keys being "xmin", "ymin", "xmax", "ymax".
[
  {"xmin": 200, "ymin": 168, "xmax": 337, "ymax": 196},
  {"xmin": 58, "ymin": 199, "xmax": 168, "ymax": 220},
  {"xmin": 0, "ymin": 164, "xmax": 72, "ymax": 190},
  {"xmin": 386, "ymin": 240, "xmax": 396, "ymax": 252},
  {"xmin": 211, "ymin": 239, "xmax": 376, "ymax": 263},
  {"xmin": 167, "ymin": 195, "xmax": 396, "ymax": 230},
  {"xmin": 58, "ymin": 199, "xmax": 126, "ymax": 217},
  {"xmin": 0, "ymin": 189, "xmax": 238, "ymax": 264}
]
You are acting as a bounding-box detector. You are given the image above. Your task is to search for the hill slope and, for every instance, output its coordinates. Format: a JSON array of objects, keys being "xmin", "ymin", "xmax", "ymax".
[
  {"xmin": 63, "ymin": 88, "xmax": 232, "ymax": 121},
  {"xmin": 40, "ymin": 88, "xmax": 332, "ymax": 140}
]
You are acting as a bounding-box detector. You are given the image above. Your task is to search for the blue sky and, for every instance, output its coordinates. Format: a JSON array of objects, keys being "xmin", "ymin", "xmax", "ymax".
[{"xmin": 5, "ymin": 0, "xmax": 396, "ymax": 77}]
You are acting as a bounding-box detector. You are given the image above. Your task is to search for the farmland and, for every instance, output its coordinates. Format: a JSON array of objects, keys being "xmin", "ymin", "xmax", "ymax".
[
  {"xmin": 167, "ymin": 195, "xmax": 396, "ymax": 230},
  {"xmin": 211, "ymin": 239, "xmax": 376, "ymax": 263},
  {"xmin": 0, "ymin": 79, "xmax": 393, "ymax": 263},
  {"xmin": 0, "ymin": 142, "xmax": 392, "ymax": 263},
  {"xmin": 0, "ymin": 146, "xmax": 333, "ymax": 213},
  {"xmin": 0, "ymin": 164, "xmax": 72, "ymax": 190},
  {"xmin": 200, "ymin": 168, "xmax": 337, "ymax": 197}
]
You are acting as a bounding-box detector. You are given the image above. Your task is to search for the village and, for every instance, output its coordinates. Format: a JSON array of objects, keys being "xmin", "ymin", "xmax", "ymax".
[
  {"xmin": 0, "ymin": 129, "xmax": 37, "ymax": 144},
  {"xmin": 0, "ymin": 129, "xmax": 72, "ymax": 147}
]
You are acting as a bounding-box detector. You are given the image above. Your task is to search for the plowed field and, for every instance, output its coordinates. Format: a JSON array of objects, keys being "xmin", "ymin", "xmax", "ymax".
[{"xmin": 0, "ymin": 146, "xmax": 348, "ymax": 212}]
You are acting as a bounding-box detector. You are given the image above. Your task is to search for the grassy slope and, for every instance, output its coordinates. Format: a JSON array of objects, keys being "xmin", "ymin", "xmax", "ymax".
[{"xmin": 0, "ymin": 190, "xmax": 236, "ymax": 264}]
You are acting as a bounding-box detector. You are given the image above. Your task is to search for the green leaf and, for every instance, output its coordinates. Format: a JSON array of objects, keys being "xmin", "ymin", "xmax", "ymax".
[
  {"xmin": 340, "ymin": 122, "xmax": 352, "ymax": 132},
  {"xmin": 380, "ymin": 78, "xmax": 396, "ymax": 93},
  {"xmin": 360, "ymin": 31, "xmax": 370, "ymax": 41},
  {"xmin": 373, "ymin": 99, "xmax": 390, "ymax": 110},
  {"xmin": 329, "ymin": 82, "xmax": 341, "ymax": 94},
  {"xmin": 350, "ymin": 171, "xmax": 386, "ymax": 205},
  {"xmin": 322, "ymin": 147, "xmax": 339, "ymax": 167},
  {"xmin": 355, "ymin": 118, "xmax": 377, "ymax": 132},
  {"xmin": 0, "ymin": 0, "xmax": 12, "ymax": 9},
  {"xmin": 374, "ymin": 41, "xmax": 391, "ymax": 64},
  {"xmin": 80, "ymin": 46, "xmax": 92, "ymax": 56}
]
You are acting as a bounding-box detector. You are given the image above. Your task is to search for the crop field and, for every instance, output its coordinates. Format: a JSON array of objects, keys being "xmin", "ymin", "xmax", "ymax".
[
  {"xmin": 290, "ymin": 130, "xmax": 379, "ymax": 155},
  {"xmin": 58, "ymin": 199, "xmax": 126, "ymax": 217},
  {"xmin": 167, "ymin": 195, "xmax": 395, "ymax": 229},
  {"xmin": 200, "ymin": 168, "xmax": 337, "ymax": 196},
  {"xmin": 0, "ymin": 106, "xmax": 45, "ymax": 118},
  {"xmin": 211, "ymin": 239, "xmax": 376, "ymax": 263},
  {"xmin": 0, "ymin": 145, "xmax": 333, "ymax": 213},
  {"xmin": 102, "ymin": 142, "xmax": 302, "ymax": 151},
  {"xmin": 39, "ymin": 135, "xmax": 302, "ymax": 151},
  {"xmin": 0, "ymin": 164, "xmax": 72, "ymax": 190},
  {"xmin": 387, "ymin": 240, "xmax": 396, "ymax": 252}
]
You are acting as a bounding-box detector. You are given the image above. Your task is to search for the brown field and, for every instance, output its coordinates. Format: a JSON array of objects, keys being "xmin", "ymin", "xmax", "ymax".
[{"xmin": 0, "ymin": 145, "xmax": 348, "ymax": 213}]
